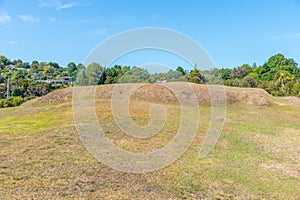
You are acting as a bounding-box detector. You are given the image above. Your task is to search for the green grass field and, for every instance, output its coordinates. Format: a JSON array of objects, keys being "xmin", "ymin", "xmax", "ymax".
[{"xmin": 0, "ymin": 84, "xmax": 299, "ymax": 199}]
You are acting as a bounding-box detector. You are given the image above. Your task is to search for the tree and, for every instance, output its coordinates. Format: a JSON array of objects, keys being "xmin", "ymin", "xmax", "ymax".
[
  {"xmin": 261, "ymin": 54, "xmax": 299, "ymax": 81},
  {"xmin": 76, "ymin": 70, "xmax": 88, "ymax": 86},
  {"xmin": 219, "ymin": 68, "xmax": 231, "ymax": 80},
  {"xmin": 0, "ymin": 84, "xmax": 6, "ymax": 99},
  {"xmin": 67, "ymin": 62, "xmax": 78, "ymax": 79},
  {"xmin": 248, "ymin": 66, "xmax": 263, "ymax": 80},
  {"xmin": 38, "ymin": 62, "xmax": 47, "ymax": 71},
  {"xmin": 12, "ymin": 59, "xmax": 29, "ymax": 69},
  {"xmin": 231, "ymin": 64, "xmax": 251, "ymax": 79},
  {"xmin": 43, "ymin": 66, "xmax": 54, "ymax": 76},
  {"xmin": 274, "ymin": 71, "xmax": 294, "ymax": 88},
  {"xmin": 291, "ymin": 82, "xmax": 300, "ymax": 96},
  {"xmin": 12, "ymin": 88, "xmax": 23, "ymax": 97},
  {"xmin": 166, "ymin": 70, "xmax": 182, "ymax": 81},
  {"xmin": 176, "ymin": 66, "xmax": 186, "ymax": 75},
  {"xmin": 0, "ymin": 76, "xmax": 4, "ymax": 84},
  {"xmin": 244, "ymin": 76, "xmax": 257, "ymax": 88},
  {"xmin": 105, "ymin": 65, "xmax": 125, "ymax": 84},
  {"xmin": 121, "ymin": 65, "xmax": 130, "ymax": 74},
  {"xmin": 77, "ymin": 63, "xmax": 85, "ymax": 70},
  {"xmin": 185, "ymin": 67, "xmax": 206, "ymax": 83},
  {"xmin": 48, "ymin": 62, "xmax": 59, "ymax": 69},
  {"xmin": 30, "ymin": 61, "xmax": 39, "ymax": 73},
  {"xmin": 0, "ymin": 55, "xmax": 11, "ymax": 69},
  {"xmin": 76, "ymin": 62, "xmax": 105, "ymax": 85},
  {"xmin": 119, "ymin": 67, "xmax": 150, "ymax": 83},
  {"xmin": 11, "ymin": 70, "xmax": 25, "ymax": 81},
  {"xmin": 27, "ymin": 82, "xmax": 51, "ymax": 97}
]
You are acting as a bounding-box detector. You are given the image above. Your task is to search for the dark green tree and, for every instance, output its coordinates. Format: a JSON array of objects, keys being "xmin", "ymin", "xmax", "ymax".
[
  {"xmin": 0, "ymin": 55, "xmax": 11, "ymax": 69},
  {"xmin": 176, "ymin": 66, "xmax": 186, "ymax": 75},
  {"xmin": 67, "ymin": 62, "xmax": 78, "ymax": 79},
  {"xmin": 119, "ymin": 67, "xmax": 150, "ymax": 83},
  {"xmin": 219, "ymin": 68, "xmax": 232, "ymax": 80},
  {"xmin": 77, "ymin": 62, "xmax": 105, "ymax": 85}
]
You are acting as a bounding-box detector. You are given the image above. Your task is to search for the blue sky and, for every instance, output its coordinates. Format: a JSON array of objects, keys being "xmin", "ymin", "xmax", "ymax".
[{"xmin": 1, "ymin": 0, "xmax": 300, "ymax": 70}]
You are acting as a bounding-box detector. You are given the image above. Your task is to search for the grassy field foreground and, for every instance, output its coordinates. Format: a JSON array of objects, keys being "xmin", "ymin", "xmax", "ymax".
[{"xmin": 0, "ymin": 83, "xmax": 299, "ymax": 199}]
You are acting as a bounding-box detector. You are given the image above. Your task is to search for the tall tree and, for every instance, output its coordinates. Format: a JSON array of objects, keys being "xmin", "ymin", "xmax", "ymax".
[
  {"xmin": 67, "ymin": 62, "xmax": 78, "ymax": 79},
  {"xmin": 77, "ymin": 62, "xmax": 105, "ymax": 85}
]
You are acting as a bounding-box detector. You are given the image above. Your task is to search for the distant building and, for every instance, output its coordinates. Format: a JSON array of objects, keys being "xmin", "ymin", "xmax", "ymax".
[
  {"xmin": 32, "ymin": 73, "xmax": 43, "ymax": 78},
  {"xmin": 45, "ymin": 73, "xmax": 54, "ymax": 77},
  {"xmin": 15, "ymin": 68, "xmax": 29, "ymax": 72},
  {"xmin": 38, "ymin": 79, "xmax": 64, "ymax": 84},
  {"xmin": 59, "ymin": 76, "xmax": 73, "ymax": 84},
  {"xmin": 156, "ymin": 80, "xmax": 167, "ymax": 83},
  {"xmin": 37, "ymin": 76, "xmax": 74, "ymax": 85}
]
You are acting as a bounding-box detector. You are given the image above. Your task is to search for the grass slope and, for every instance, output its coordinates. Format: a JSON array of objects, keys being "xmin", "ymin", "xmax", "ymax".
[{"xmin": 0, "ymin": 83, "xmax": 299, "ymax": 199}]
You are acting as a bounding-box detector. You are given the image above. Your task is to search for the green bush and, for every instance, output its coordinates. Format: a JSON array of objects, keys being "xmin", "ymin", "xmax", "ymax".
[
  {"xmin": 13, "ymin": 96, "xmax": 24, "ymax": 106},
  {"xmin": 0, "ymin": 96, "xmax": 24, "ymax": 108}
]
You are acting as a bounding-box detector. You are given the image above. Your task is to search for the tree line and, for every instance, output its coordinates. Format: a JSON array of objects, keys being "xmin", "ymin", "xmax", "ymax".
[
  {"xmin": 77, "ymin": 53, "xmax": 300, "ymax": 97},
  {"xmin": 0, "ymin": 56, "xmax": 81, "ymax": 107},
  {"xmin": 203, "ymin": 54, "xmax": 300, "ymax": 96},
  {"xmin": 0, "ymin": 53, "xmax": 299, "ymax": 108}
]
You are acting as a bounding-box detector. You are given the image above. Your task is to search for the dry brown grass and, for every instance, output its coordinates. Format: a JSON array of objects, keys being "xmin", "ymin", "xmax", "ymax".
[{"xmin": 33, "ymin": 83, "xmax": 274, "ymax": 107}]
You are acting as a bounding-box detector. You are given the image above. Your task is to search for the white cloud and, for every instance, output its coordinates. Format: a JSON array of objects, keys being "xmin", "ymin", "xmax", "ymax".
[
  {"xmin": 0, "ymin": 13, "xmax": 11, "ymax": 24},
  {"xmin": 269, "ymin": 33, "xmax": 300, "ymax": 40},
  {"xmin": 19, "ymin": 15, "xmax": 40, "ymax": 23},
  {"xmin": 57, "ymin": 3, "xmax": 75, "ymax": 10},
  {"xmin": 39, "ymin": 0, "xmax": 76, "ymax": 10},
  {"xmin": 89, "ymin": 28, "xmax": 108, "ymax": 35},
  {"xmin": 49, "ymin": 17, "xmax": 57, "ymax": 23},
  {"xmin": 5, "ymin": 41, "xmax": 18, "ymax": 45}
]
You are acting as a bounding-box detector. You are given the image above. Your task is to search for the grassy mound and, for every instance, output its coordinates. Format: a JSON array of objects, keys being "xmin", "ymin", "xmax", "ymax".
[{"xmin": 33, "ymin": 82, "xmax": 275, "ymax": 107}]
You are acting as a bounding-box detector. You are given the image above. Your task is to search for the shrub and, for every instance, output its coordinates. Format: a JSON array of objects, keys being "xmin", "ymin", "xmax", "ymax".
[
  {"xmin": 13, "ymin": 96, "xmax": 24, "ymax": 106},
  {"xmin": 0, "ymin": 96, "xmax": 24, "ymax": 108}
]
